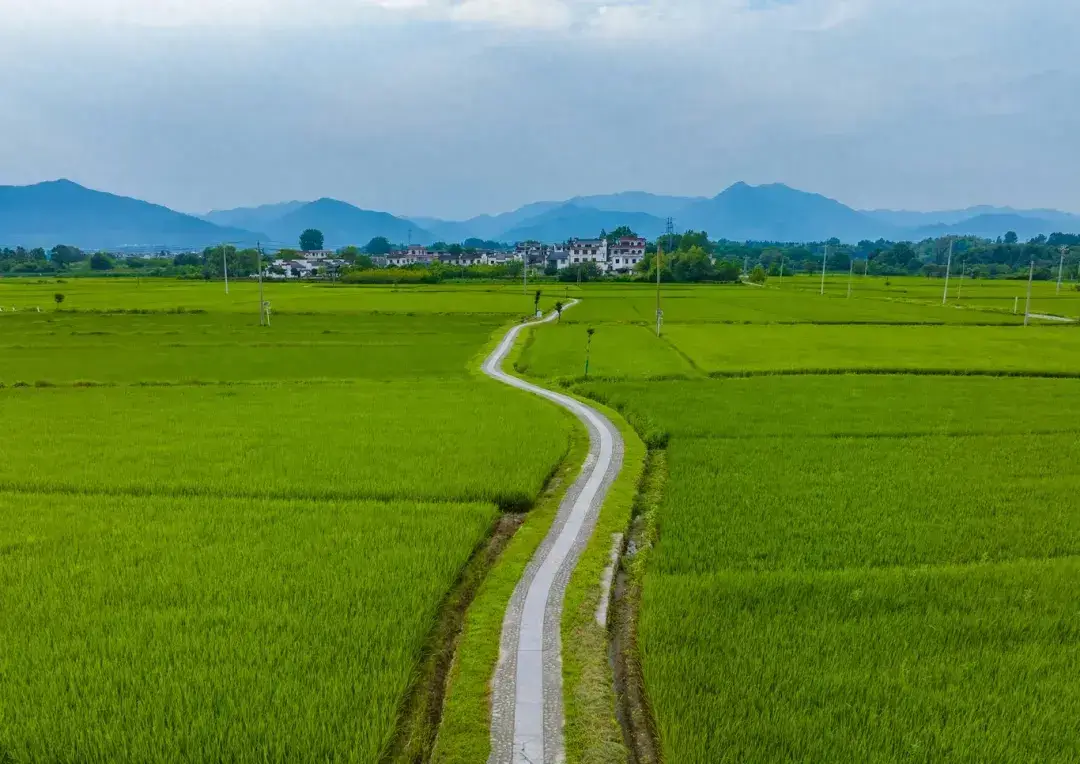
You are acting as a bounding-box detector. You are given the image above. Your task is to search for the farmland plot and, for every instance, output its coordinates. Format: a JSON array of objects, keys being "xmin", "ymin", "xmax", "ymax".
[
  {"xmin": 0, "ymin": 293, "xmax": 572, "ymax": 763},
  {"xmin": 581, "ymin": 375, "xmax": 1080, "ymax": 763}
]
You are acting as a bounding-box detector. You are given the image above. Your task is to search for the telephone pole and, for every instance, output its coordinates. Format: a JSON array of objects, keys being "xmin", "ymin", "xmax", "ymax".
[
  {"xmin": 779, "ymin": 255, "xmax": 785, "ymax": 287},
  {"xmin": 655, "ymin": 244, "xmax": 663, "ymax": 337},
  {"xmin": 941, "ymin": 238, "xmax": 953, "ymax": 306},
  {"xmin": 847, "ymin": 258, "xmax": 854, "ymax": 298},
  {"xmin": 1024, "ymin": 258, "xmax": 1035, "ymax": 326},
  {"xmin": 257, "ymin": 241, "xmax": 266, "ymax": 327},
  {"xmin": 223, "ymin": 244, "xmax": 230, "ymax": 295},
  {"xmin": 820, "ymin": 243, "xmax": 828, "ymax": 295},
  {"xmin": 1057, "ymin": 245, "xmax": 1068, "ymax": 294}
]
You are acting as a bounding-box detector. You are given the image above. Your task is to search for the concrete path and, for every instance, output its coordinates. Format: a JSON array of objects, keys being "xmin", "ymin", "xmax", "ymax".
[{"xmin": 483, "ymin": 302, "xmax": 625, "ymax": 764}]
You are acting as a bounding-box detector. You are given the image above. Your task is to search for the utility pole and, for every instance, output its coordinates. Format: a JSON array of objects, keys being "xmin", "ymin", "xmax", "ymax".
[
  {"xmin": 957, "ymin": 261, "xmax": 966, "ymax": 300},
  {"xmin": 523, "ymin": 249, "xmax": 528, "ymax": 295},
  {"xmin": 1024, "ymin": 258, "xmax": 1034, "ymax": 326},
  {"xmin": 655, "ymin": 244, "xmax": 664, "ymax": 338},
  {"xmin": 847, "ymin": 258, "xmax": 854, "ymax": 298},
  {"xmin": 820, "ymin": 244, "xmax": 828, "ymax": 295},
  {"xmin": 779, "ymin": 255, "xmax": 785, "ymax": 287},
  {"xmin": 257, "ymin": 241, "xmax": 265, "ymax": 327},
  {"xmin": 941, "ymin": 238, "xmax": 953, "ymax": 306},
  {"xmin": 1057, "ymin": 245, "xmax": 1067, "ymax": 294},
  {"xmin": 223, "ymin": 244, "xmax": 230, "ymax": 295}
]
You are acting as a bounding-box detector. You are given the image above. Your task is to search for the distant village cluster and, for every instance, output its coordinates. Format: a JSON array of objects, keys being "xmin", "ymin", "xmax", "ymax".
[{"xmin": 269, "ymin": 236, "xmax": 648, "ymax": 280}]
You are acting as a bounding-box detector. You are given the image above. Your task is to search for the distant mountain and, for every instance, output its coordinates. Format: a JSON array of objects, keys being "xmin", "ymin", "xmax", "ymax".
[
  {"xmin": 866, "ymin": 206, "xmax": 1080, "ymax": 229},
  {"xmin": 204, "ymin": 201, "xmax": 308, "ymax": 232},
  {"xmin": 677, "ymin": 182, "xmax": 896, "ymax": 243},
  {"xmin": 413, "ymin": 201, "xmax": 564, "ymax": 243},
  {"xmin": 911, "ymin": 213, "xmax": 1062, "ymax": 242},
  {"xmin": 0, "ymin": 179, "xmax": 261, "ymax": 249},
  {"xmin": 569, "ymin": 191, "xmax": 705, "ymax": 218},
  {"xmin": 266, "ymin": 198, "xmax": 432, "ymax": 248},
  {"xmin": 499, "ymin": 203, "xmax": 668, "ymax": 243}
]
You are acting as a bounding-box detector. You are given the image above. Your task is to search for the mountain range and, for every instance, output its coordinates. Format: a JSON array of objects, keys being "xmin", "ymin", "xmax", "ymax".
[{"xmin": 3, "ymin": 179, "xmax": 1079, "ymax": 251}]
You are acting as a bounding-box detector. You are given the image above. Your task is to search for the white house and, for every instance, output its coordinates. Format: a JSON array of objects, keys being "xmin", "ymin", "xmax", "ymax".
[
  {"xmin": 567, "ymin": 238, "xmax": 610, "ymax": 272},
  {"xmin": 609, "ymin": 236, "xmax": 647, "ymax": 273}
]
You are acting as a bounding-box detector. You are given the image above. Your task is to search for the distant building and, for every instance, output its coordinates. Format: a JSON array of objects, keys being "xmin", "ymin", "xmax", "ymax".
[
  {"xmin": 609, "ymin": 236, "xmax": 647, "ymax": 272},
  {"xmin": 568, "ymin": 238, "xmax": 610, "ymax": 272}
]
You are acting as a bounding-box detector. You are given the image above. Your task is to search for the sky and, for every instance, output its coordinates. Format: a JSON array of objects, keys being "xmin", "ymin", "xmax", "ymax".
[{"xmin": 1, "ymin": 0, "xmax": 1078, "ymax": 219}]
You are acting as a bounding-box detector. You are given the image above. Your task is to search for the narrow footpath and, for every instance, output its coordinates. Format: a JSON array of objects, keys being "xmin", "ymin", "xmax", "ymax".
[{"xmin": 482, "ymin": 302, "xmax": 625, "ymax": 764}]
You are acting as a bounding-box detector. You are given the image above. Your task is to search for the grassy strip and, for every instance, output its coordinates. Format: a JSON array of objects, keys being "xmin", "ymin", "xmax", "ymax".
[
  {"xmin": 385, "ymin": 514, "xmax": 522, "ymax": 763},
  {"xmin": 707, "ymin": 367, "xmax": 1080, "ymax": 379},
  {"xmin": 431, "ymin": 418, "xmax": 586, "ymax": 762},
  {"xmin": 559, "ymin": 398, "xmax": 646, "ymax": 764},
  {"xmin": 611, "ymin": 450, "xmax": 666, "ymax": 764}
]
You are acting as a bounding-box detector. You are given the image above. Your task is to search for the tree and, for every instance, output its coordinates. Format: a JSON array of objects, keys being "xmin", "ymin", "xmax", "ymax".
[
  {"xmin": 554, "ymin": 300, "xmax": 564, "ymax": 322},
  {"xmin": 534, "ymin": 290, "xmax": 542, "ymax": 316},
  {"xmin": 89, "ymin": 252, "xmax": 114, "ymax": 271},
  {"xmin": 49, "ymin": 245, "xmax": 83, "ymax": 268},
  {"xmin": 1004, "ymin": 231, "xmax": 1019, "ymax": 245},
  {"xmin": 670, "ymin": 246, "xmax": 715, "ymax": 282},
  {"xmin": 584, "ymin": 327, "xmax": 596, "ymax": 377},
  {"xmin": 604, "ymin": 226, "xmax": 636, "ymax": 244},
  {"xmin": 54, "ymin": 293, "xmax": 65, "ymax": 310},
  {"xmin": 365, "ymin": 236, "xmax": 392, "ymax": 255},
  {"xmin": 749, "ymin": 265, "xmax": 768, "ymax": 284},
  {"xmin": 300, "ymin": 229, "xmax": 325, "ymax": 252},
  {"xmin": 338, "ymin": 245, "xmax": 361, "ymax": 263}
]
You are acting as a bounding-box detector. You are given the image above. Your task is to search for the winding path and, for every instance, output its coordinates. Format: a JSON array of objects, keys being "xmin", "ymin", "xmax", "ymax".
[{"xmin": 483, "ymin": 302, "xmax": 625, "ymax": 764}]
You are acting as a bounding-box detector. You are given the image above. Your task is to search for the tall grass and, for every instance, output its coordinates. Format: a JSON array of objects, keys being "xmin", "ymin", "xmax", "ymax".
[{"xmin": 0, "ymin": 491, "xmax": 497, "ymax": 763}]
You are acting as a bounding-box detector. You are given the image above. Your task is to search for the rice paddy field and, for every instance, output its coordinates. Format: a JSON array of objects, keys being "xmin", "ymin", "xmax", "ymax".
[
  {"xmin": 0, "ymin": 279, "xmax": 572, "ymax": 763},
  {"xmin": 5, "ymin": 275, "xmax": 1080, "ymax": 763},
  {"xmin": 552, "ymin": 279, "xmax": 1080, "ymax": 762}
]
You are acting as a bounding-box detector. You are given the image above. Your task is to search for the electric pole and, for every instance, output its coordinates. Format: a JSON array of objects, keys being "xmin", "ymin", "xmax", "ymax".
[
  {"xmin": 1057, "ymin": 245, "xmax": 1067, "ymax": 294},
  {"xmin": 847, "ymin": 258, "xmax": 854, "ymax": 298},
  {"xmin": 223, "ymin": 244, "xmax": 230, "ymax": 295},
  {"xmin": 957, "ymin": 261, "xmax": 966, "ymax": 300},
  {"xmin": 779, "ymin": 255, "xmax": 785, "ymax": 287},
  {"xmin": 655, "ymin": 244, "xmax": 664, "ymax": 338},
  {"xmin": 257, "ymin": 241, "xmax": 265, "ymax": 327},
  {"xmin": 820, "ymin": 244, "xmax": 828, "ymax": 295},
  {"xmin": 941, "ymin": 238, "xmax": 953, "ymax": 306},
  {"xmin": 1024, "ymin": 258, "xmax": 1034, "ymax": 326}
]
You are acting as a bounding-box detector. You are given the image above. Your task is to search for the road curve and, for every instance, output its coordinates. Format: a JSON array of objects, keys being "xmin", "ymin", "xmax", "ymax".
[{"xmin": 483, "ymin": 302, "xmax": 625, "ymax": 764}]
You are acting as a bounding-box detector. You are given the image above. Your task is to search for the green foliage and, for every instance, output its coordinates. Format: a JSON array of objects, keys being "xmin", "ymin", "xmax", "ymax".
[
  {"xmin": 748, "ymin": 264, "xmax": 767, "ymax": 284},
  {"xmin": 89, "ymin": 252, "xmax": 114, "ymax": 270},
  {"xmin": 299, "ymin": 228, "xmax": 324, "ymax": 251},
  {"xmin": 365, "ymin": 236, "xmax": 392, "ymax": 255}
]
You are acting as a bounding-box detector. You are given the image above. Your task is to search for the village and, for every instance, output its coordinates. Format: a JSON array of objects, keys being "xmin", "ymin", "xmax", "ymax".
[{"xmin": 269, "ymin": 235, "xmax": 647, "ymax": 279}]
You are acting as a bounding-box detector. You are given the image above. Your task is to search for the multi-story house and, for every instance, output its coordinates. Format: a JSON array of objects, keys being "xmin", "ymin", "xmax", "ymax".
[{"xmin": 608, "ymin": 236, "xmax": 647, "ymax": 272}]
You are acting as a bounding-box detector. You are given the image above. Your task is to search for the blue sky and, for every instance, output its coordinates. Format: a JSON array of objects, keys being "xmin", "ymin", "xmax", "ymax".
[{"xmin": 1, "ymin": 0, "xmax": 1078, "ymax": 219}]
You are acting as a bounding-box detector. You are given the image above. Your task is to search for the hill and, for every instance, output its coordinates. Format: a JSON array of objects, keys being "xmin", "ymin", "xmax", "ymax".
[
  {"xmin": 204, "ymin": 201, "xmax": 308, "ymax": 232},
  {"xmin": 911, "ymin": 213, "xmax": 1062, "ymax": 242},
  {"xmin": 0, "ymin": 180, "xmax": 261, "ymax": 249},
  {"xmin": 499, "ymin": 203, "xmax": 668, "ymax": 243},
  {"xmin": 677, "ymin": 182, "xmax": 897, "ymax": 243},
  {"xmin": 266, "ymin": 199, "xmax": 432, "ymax": 248}
]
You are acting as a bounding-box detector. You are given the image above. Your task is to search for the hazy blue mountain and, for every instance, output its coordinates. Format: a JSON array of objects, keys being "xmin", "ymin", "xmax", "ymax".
[
  {"xmin": 499, "ymin": 203, "xmax": 667, "ymax": 243},
  {"xmin": 911, "ymin": 214, "xmax": 1061, "ymax": 242},
  {"xmin": 676, "ymin": 182, "xmax": 897, "ymax": 243},
  {"xmin": 268, "ymin": 198, "xmax": 432, "ymax": 248},
  {"xmin": 204, "ymin": 201, "xmax": 308, "ymax": 232},
  {"xmin": 866, "ymin": 206, "xmax": 1080, "ymax": 229},
  {"xmin": 0, "ymin": 179, "xmax": 261, "ymax": 249},
  {"xmin": 414, "ymin": 201, "xmax": 563, "ymax": 243},
  {"xmin": 570, "ymin": 191, "xmax": 705, "ymax": 218}
]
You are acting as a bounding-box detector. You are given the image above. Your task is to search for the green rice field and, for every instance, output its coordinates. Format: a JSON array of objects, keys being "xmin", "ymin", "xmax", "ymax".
[
  {"xmin": 0, "ymin": 280, "xmax": 571, "ymax": 763},
  {"xmin": 6, "ymin": 275, "xmax": 1080, "ymax": 763}
]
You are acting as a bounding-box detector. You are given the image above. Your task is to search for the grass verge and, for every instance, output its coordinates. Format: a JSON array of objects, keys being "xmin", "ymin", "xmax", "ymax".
[
  {"xmin": 431, "ymin": 418, "xmax": 586, "ymax": 762},
  {"xmin": 560, "ymin": 399, "xmax": 646, "ymax": 764},
  {"xmin": 385, "ymin": 514, "xmax": 522, "ymax": 763},
  {"xmin": 610, "ymin": 450, "xmax": 666, "ymax": 763}
]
